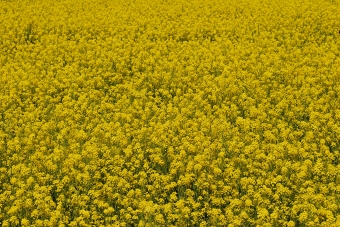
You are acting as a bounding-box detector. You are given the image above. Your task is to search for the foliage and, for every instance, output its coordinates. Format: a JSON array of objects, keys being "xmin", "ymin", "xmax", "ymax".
[{"xmin": 1, "ymin": 0, "xmax": 340, "ymax": 226}]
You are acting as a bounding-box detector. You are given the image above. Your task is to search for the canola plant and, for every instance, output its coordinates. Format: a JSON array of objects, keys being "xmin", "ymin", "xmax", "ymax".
[{"xmin": 1, "ymin": 0, "xmax": 340, "ymax": 226}]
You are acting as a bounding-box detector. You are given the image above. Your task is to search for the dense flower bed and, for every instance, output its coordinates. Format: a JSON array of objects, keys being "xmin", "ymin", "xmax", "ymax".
[{"xmin": 1, "ymin": 0, "xmax": 340, "ymax": 226}]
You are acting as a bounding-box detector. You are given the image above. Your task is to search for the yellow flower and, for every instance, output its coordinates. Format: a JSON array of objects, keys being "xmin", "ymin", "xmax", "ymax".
[
  {"xmin": 154, "ymin": 213, "xmax": 165, "ymax": 225},
  {"xmin": 257, "ymin": 208, "xmax": 269, "ymax": 221},
  {"xmin": 1, "ymin": 0, "xmax": 340, "ymax": 226},
  {"xmin": 286, "ymin": 221, "xmax": 295, "ymax": 227},
  {"xmin": 21, "ymin": 218, "xmax": 30, "ymax": 226},
  {"xmin": 245, "ymin": 199, "xmax": 253, "ymax": 207},
  {"xmin": 298, "ymin": 211, "xmax": 309, "ymax": 223}
]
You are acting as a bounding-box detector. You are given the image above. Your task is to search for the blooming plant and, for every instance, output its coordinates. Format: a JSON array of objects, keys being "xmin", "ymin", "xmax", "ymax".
[{"xmin": 1, "ymin": 0, "xmax": 340, "ymax": 226}]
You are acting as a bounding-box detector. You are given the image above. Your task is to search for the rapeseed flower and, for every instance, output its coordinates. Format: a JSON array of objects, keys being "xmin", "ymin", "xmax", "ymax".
[{"xmin": 1, "ymin": 0, "xmax": 340, "ymax": 225}]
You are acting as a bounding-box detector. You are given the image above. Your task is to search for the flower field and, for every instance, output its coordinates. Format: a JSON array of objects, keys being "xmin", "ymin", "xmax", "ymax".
[{"xmin": 1, "ymin": 0, "xmax": 340, "ymax": 226}]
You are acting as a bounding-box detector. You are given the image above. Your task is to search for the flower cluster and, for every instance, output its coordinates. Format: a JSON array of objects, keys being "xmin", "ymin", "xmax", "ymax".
[{"xmin": 1, "ymin": 0, "xmax": 340, "ymax": 226}]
